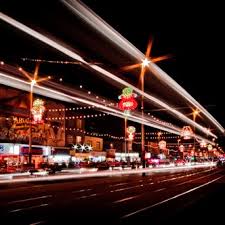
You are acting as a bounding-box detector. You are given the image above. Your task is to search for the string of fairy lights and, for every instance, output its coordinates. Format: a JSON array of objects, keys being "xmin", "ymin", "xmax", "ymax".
[
  {"xmin": 21, "ymin": 58, "xmax": 103, "ymax": 65},
  {"xmin": 49, "ymin": 124, "xmax": 179, "ymax": 140},
  {"xmin": 2, "ymin": 59, "xmax": 174, "ymax": 128},
  {"xmin": 46, "ymin": 112, "xmax": 109, "ymax": 120},
  {"xmin": 47, "ymin": 106, "xmax": 172, "ymax": 126}
]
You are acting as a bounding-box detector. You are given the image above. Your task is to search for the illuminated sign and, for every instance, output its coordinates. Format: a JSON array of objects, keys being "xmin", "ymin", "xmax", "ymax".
[{"xmin": 118, "ymin": 87, "xmax": 138, "ymax": 114}]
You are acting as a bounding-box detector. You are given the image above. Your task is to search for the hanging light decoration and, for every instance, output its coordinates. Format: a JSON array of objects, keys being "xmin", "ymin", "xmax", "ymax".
[
  {"xmin": 118, "ymin": 87, "xmax": 138, "ymax": 115},
  {"xmin": 127, "ymin": 126, "xmax": 136, "ymax": 140},
  {"xmin": 180, "ymin": 126, "xmax": 193, "ymax": 140},
  {"xmin": 200, "ymin": 140, "xmax": 207, "ymax": 148},
  {"xmin": 73, "ymin": 143, "xmax": 93, "ymax": 152},
  {"xmin": 208, "ymin": 144, "xmax": 213, "ymax": 151},
  {"xmin": 179, "ymin": 144, "xmax": 185, "ymax": 152},
  {"xmin": 158, "ymin": 140, "xmax": 167, "ymax": 150},
  {"xmin": 31, "ymin": 98, "xmax": 45, "ymax": 123}
]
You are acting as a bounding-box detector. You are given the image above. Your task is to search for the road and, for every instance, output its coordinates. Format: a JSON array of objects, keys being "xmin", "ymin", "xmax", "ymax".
[{"xmin": 0, "ymin": 166, "xmax": 225, "ymax": 225}]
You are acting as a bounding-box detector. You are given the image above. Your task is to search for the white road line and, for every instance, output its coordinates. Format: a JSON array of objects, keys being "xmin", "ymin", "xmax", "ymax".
[
  {"xmin": 122, "ymin": 175, "xmax": 224, "ymax": 218},
  {"xmin": 9, "ymin": 204, "xmax": 48, "ymax": 213},
  {"xmin": 109, "ymin": 182, "xmax": 128, "ymax": 187},
  {"xmin": 159, "ymin": 168, "xmax": 214, "ymax": 183},
  {"xmin": 113, "ymin": 195, "xmax": 140, "ymax": 204},
  {"xmin": 8, "ymin": 195, "xmax": 52, "ymax": 204},
  {"xmin": 72, "ymin": 188, "xmax": 92, "ymax": 193},
  {"xmin": 176, "ymin": 171, "xmax": 220, "ymax": 186},
  {"xmin": 153, "ymin": 188, "xmax": 166, "ymax": 192},
  {"xmin": 30, "ymin": 220, "xmax": 46, "ymax": 225},
  {"xmin": 110, "ymin": 185, "xmax": 141, "ymax": 193},
  {"xmin": 76, "ymin": 193, "xmax": 97, "ymax": 199}
]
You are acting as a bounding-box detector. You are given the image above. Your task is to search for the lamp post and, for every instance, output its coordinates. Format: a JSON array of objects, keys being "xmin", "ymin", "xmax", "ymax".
[
  {"xmin": 140, "ymin": 60, "xmax": 149, "ymax": 171},
  {"xmin": 19, "ymin": 63, "xmax": 50, "ymax": 165},
  {"xmin": 121, "ymin": 38, "xmax": 170, "ymax": 175},
  {"xmin": 193, "ymin": 110, "xmax": 199, "ymax": 161},
  {"xmin": 177, "ymin": 138, "xmax": 181, "ymax": 159}
]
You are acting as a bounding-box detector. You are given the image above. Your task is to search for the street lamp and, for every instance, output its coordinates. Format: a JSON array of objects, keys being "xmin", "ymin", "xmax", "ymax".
[
  {"xmin": 121, "ymin": 38, "xmax": 170, "ymax": 174},
  {"xmin": 19, "ymin": 63, "xmax": 50, "ymax": 165},
  {"xmin": 177, "ymin": 138, "xmax": 181, "ymax": 159}
]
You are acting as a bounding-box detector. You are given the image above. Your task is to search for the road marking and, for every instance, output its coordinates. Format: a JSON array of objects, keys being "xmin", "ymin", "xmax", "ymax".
[
  {"xmin": 76, "ymin": 193, "xmax": 97, "ymax": 199},
  {"xmin": 8, "ymin": 195, "xmax": 52, "ymax": 204},
  {"xmin": 159, "ymin": 168, "xmax": 214, "ymax": 183},
  {"xmin": 122, "ymin": 175, "xmax": 224, "ymax": 218},
  {"xmin": 109, "ymin": 182, "xmax": 128, "ymax": 187},
  {"xmin": 113, "ymin": 195, "xmax": 140, "ymax": 203},
  {"xmin": 30, "ymin": 220, "xmax": 46, "ymax": 225},
  {"xmin": 110, "ymin": 184, "xmax": 142, "ymax": 193},
  {"xmin": 9, "ymin": 203, "xmax": 48, "ymax": 213},
  {"xmin": 176, "ymin": 171, "xmax": 219, "ymax": 186},
  {"xmin": 153, "ymin": 188, "xmax": 166, "ymax": 192},
  {"xmin": 72, "ymin": 188, "xmax": 92, "ymax": 193}
]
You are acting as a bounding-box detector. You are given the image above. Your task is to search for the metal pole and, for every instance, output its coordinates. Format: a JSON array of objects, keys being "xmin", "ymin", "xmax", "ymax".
[
  {"xmin": 28, "ymin": 84, "xmax": 33, "ymax": 165},
  {"xmin": 141, "ymin": 67, "xmax": 146, "ymax": 175},
  {"xmin": 193, "ymin": 115, "xmax": 196, "ymax": 162}
]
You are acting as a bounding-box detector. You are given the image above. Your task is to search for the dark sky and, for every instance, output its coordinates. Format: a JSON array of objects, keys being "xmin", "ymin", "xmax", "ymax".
[
  {"xmin": 81, "ymin": 0, "xmax": 225, "ymax": 142},
  {"xmin": 82, "ymin": 0, "xmax": 224, "ymax": 120},
  {"xmin": 0, "ymin": 0, "xmax": 224, "ymax": 142}
]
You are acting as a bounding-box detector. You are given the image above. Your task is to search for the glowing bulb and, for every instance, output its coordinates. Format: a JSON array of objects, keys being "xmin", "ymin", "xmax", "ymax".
[
  {"xmin": 142, "ymin": 58, "xmax": 150, "ymax": 67},
  {"xmin": 31, "ymin": 79, "xmax": 36, "ymax": 85}
]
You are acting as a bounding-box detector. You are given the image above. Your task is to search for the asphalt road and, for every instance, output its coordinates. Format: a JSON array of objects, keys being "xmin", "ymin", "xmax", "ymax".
[{"xmin": 0, "ymin": 166, "xmax": 225, "ymax": 225}]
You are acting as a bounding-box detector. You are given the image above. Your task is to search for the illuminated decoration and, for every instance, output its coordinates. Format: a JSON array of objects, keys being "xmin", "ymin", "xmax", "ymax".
[
  {"xmin": 158, "ymin": 140, "xmax": 167, "ymax": 150},
  {"xmin": 180, "ymin": 126, "xmax": 193, "ymax": 139},
  {"xmin": 118, "ymin": 87, "xmax": 138, "ymax": 115},
  {"xmin": 200, "ymin": 140, "xmax": 207, "ymax": 148},
  {"xmin": 179, "ymin": 145, "xmax": 184, "ymax": 152},
  {"xmin": 46, "ymin": 113, "xmax": 108, "ymax": 120},
  {"xmin": 21, "ymin": 57, "xmax": 102, "ymax": 66},
  {"xmin": 73, "ymin": 143, "xmax": 93, "ymax": 152},
  {"xmin": 127, "ymin": 126, "xmax": 136, "ymax": 140},
  {"xmin": 31, "ymin": 99, "xmax": 45, "ymax": 123},
  {"xmin": 1, "ymin": 11, "xmax": 221, "ymax": 136},
  {"xmin": 208, "ymin": 144, "xmax": 213, "ymax": 151}
]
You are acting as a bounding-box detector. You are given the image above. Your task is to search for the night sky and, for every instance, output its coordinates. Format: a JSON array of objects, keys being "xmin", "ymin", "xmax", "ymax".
[
  {"xmin": 0, "ymin": 0, "xmax": 224, "ymax": 143},
  {"xmin": 82, "ymin": 0, "xmax": 224, "ymax": 123}
]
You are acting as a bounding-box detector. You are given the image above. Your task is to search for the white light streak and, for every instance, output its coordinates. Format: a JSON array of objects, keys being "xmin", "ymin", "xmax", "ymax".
[
  {"xmin": 61, "ymin": 0, "xmax": 224, "ymax": 133},
  {"xmin": 0, "ymin": 12, "xmax": 219, "ymax": 137},
  {"xmin": 0, "ymin": 71, "xmax": 215, "ymax": 145}
]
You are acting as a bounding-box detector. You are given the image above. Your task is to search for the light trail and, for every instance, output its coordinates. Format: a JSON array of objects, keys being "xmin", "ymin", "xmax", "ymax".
[
  {"xmin": 0, "ymin": 12, "xmax": 218, "ymax": 138},
  {"xmin": 0, "ymin": 71, "xmax": 178, "ymax": 135},
  {"xmin": 0, "ymin": 71, "xmax": 215, "ymax": 145},
  {"xmin": 62, "ymin": 0, "xmax": 224, "ymax": 134},
  {"xmin": 0, "ymin": 163, "xmax": 216, "ymax": 184}
]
